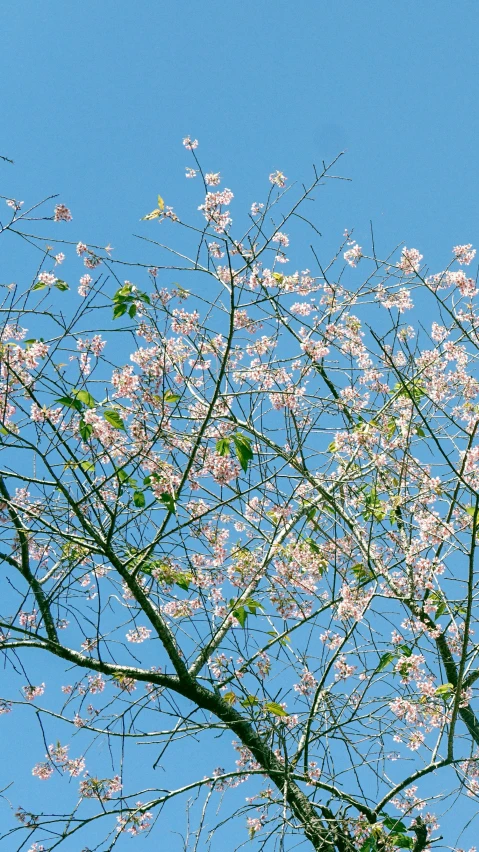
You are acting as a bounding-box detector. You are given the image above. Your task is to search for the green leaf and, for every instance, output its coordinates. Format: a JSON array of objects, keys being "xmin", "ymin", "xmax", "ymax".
[
  {"xmin": 222, "ymin": 691, "xmax": 237, "ymax": 705},
  {"xmin": 381, "ymin": 815, "xmax": 407, "ymax": 833},
  {"xmin": 113, "ymin": 284, "xmax": 131, "ymax": 300},
  {"xmin": 157, "ymin": 194, "xmax": 165, "ymax": 212},
  {"xmin": 305, "ymin": 537, "xmax": 320, "ymax": 554},
  {"xmin": 103, "ymin": 409, "xmax": 126, "ymax": 430},
  {"xmin": 466, "ymin": 506, "xmax": 477, "ymax": 517},
  {"xmin": 159, "ymin": 492, "xmax": 176, "ymax": 514},
  {"xmin": 233, "ymin": 606, "xmax": 247, "ymax": 627},
  {"xmin": 264, "ymin": 701, "xmax": 288, "ymax": 717},
  {"xmin": 267, "ymin": 630, "xmax": 290, "ymax": 646},
  {"xmin": 391, "ymin": 381, "xmax": 426, "ymax": 402},
  {"xmin": 389, "ymin": 835, "xmax": 413, "ymax": 849},
  {"xmin": 327, "ymin": 441, "xmax": 337, "ymax": 453},
  {"xmin": 240, "ymin": 695, "xmax": 259, "ymax": 707},
  {"xmin": 429, "ymin": 590, "xmax": 447, "ymax": 619},
  {"xmin": 164, "ymin": 390, "xmax": 181, "ymax": 403},
  {"xmin": 142, "ymin": 208, "xmax": 162, "ymax": 221},
  {"xmin": 128, "ymin": 303, "xmax": 137, "ymax": 318},
  {"xmin": 32, "ymin": 281, "xmax": 48, "ymax": 290},
  {"xmin": 113, "ymin": 303, "xmax": 128, "ymax": 319},
  {"xmin": 133, "ymin": 491, "xmax": 146, "ymax": 508},
  {"xmin": 56, "ymin": 396, "xmax": 82, "ymax": 412},
  {"xmin": 79, "ymin": 420, "xmax": 93, "ymax": 441},
  {"xmin": 116, "ymin": 468, "xmax": 129, "ymax": 483},
  {"xmin": 376, "ymin": 652, "xmax": 395, "ymax": 672},
  {"xmin": 138, "ymin": 290, "xmax": 151, "ymax": 305},
  {"xmin": 54, "ymin": 280, "xmax": 69, "ymax": 291},
  {"xmin": 232, "ymin": 433, "xmax": 253, "ymax": 473},
  {"xmin": 0, "ymin": 425, "xmax": 8, "ymax": 435},
  {"xmin": 244, "ymin": 597, "xmax": 264, "ymax": 615},
  {"xmin": 351, "ymin": 562, "xmax": 374, "ymax": 581},
  {"xmin": 74, "ymin": 389, "xmax": 96, "ymax": 408},
  {"xmin": 416, "ymin": 426, "xmax": 425, "ymax": 437},
  {"xmin": 80, "ymin": 461, "xmax": 95, "ymax": 472},
  {"xmin": 386, "ymin": 419, "xmax": 396, "ymax": 438},
  {"xmin": 362, "ymin": 487, "xmax": 386, "ymax": 522},
  {"xmin": 176, "ymin": 575, "xmax": 190, "ymax": 591},
  {"xmin": 398, "ymin": 644, "xmax": 412, "ymax": 657},
  {"xmin": 216, "ymin": 437, "xmax": 231, "ymax": 456},
  {"xmin": 435, "ymin": 682, "xmax": 454, "ymax": 697},
  {"xmin": 359, "ymin": 838, "xmax": 377, "ymax": 852}
]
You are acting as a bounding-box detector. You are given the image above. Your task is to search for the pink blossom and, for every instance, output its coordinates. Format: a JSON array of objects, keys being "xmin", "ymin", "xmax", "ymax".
[
  {"xmin": 64, "ymin": 756, "xmax": 86, "ymax": 776},
  {"xmin": 336, "ymin": 584, "xmax": 373, "ymax": 622},
  {"xmin": 112, "ymin": 676, "xmax": 137, "ymax": 693},
  {"xmin": 294, "ymin": 667, "xmax": 318, "ymax": 697},
  {"xmin": 344, "ymin": 243, "xmax": 363, "ymax": 267},
  {"xmin": 171, "ymin": 308, "xmax": 200, "ymax": 334},
  {"xmin": 376, "ymin": 285, "xmax": 413, "ymax": 312},
  {"xmin": 84, "ymin": 254, "xmax": 102, "ymax": 269},
  {"xmin": 77, "ymin": 334, "xmax": 106, "ymax": 356},
  {"xmin": 32, "ymin": 762, "xmax": 54, "ymax": 780},
  {"xmin": 269, "ymin": 170, "xmax": 287, "ymax": 187},
  {"xmin": 399, "ymin": 247, "xmax": 423, "ymax": 275},
  {"xmin": 448, "ymin": 269, "xmax": 477, "ymax": 298},
  {"xmin": 183, "ymin": 136, "xmax": 198, "ymax": 150},
  {"xmin": 334, "ymin": 655, "xmax": 357, "ymax": 681},
  {"xmin": 208, "ymin": 241, "xmax": 224, "ymax": 258},
  {"xmin": 162, "ymin": 597, "xmax": 202, "ymax": 619},
  {"xmin": 407, "ymin": 731, "xmax": 425, "ymax": 752},
  {"xmin": 300, "ymin": 338, "xmax": 329, "ymax": 360},
  {"xmin": 19, "ymin": 610, "xmax": 38, "ymax": 628},
  {"xmin": 78, "ymin": 274, "xmax": 92, "ymax": 297},
  {"xmin": 247, "ymin": 815, "xmax": 266, "ymax": 837},
  {"xmin": 431, "ymin": 322, "xmax": 448, "ymax": 342},
  {"xmin": 30, "ymin": 403, "xmax": 62, "ymax": 424},
  {"xmin": 87, "ymin": 674, "xmax": 105, "ymax": 694},
  {"xmin": 117, "ymin": 802, "xmax": 153, "ymax": 835},
  {"xmin": 272, "ymin": 231, "xmax": 289, "ymax": 247},
  {"xmin": 453, "ymin": 243, "xmax": 476, "ymax": 265},
  {"xmin": 80, "ymin": 774, "xmax": 122, "ymax": 800},
  {"xmin": 251, "ymin": 202, "xmax": 264, "ymax": 216},
  {"xmin": 111, "ymin": 365, "xmax": 140, "ymax": 399},
  {"xmin": 203, "ymin": 451, "xmax": 241, "ymax": 485},
  {"xmin": 126, "ymin": 626, "xmax": 152, "ymax": 643},
  {"xmin": 53, "ymin": 204, "xmax": 72, "ymax": 222},
  {"xmin": 6, "ymin": 198, "xmax": 23, "ymax": 210},
  {"xmin": 198, "ymin": 188, "xmax": 234, "ymax": 233},
  {"xmin": 269, "ymin": 385, "xmax": 306, "ymax": 413},
  {"xmin": 36, "ymin": 272, "xmax": 56, "ymax": 287}
]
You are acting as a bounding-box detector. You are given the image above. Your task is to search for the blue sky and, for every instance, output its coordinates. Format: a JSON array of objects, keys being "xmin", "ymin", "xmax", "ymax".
[
  {"xmin": 2, "ymin": 1, "xmax": 479, "ymax": 849},
  {"xmin": 3, "ymin": 0, "xmax": 479, "ymax": 267}
]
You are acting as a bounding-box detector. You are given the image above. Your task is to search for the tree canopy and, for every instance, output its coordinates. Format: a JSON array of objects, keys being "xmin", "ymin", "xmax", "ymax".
[{"xmin": 1, "ymin": 141, "xmax": 479, "ymax": 851}]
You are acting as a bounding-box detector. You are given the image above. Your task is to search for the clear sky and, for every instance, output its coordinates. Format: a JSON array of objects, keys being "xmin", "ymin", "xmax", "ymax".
[
  {"xmin": 3, "ymin": 0, "xmax": 479, "ymax": 267},
  {"xmin": 2, "ymin": 2, "xmax": 479, "ymax": 849}
]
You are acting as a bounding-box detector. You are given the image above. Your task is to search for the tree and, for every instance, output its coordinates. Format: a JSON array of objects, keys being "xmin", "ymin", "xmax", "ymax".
[{"xmin": 0, "ymin": 138, "xmax": 478, "ymax": 851}]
